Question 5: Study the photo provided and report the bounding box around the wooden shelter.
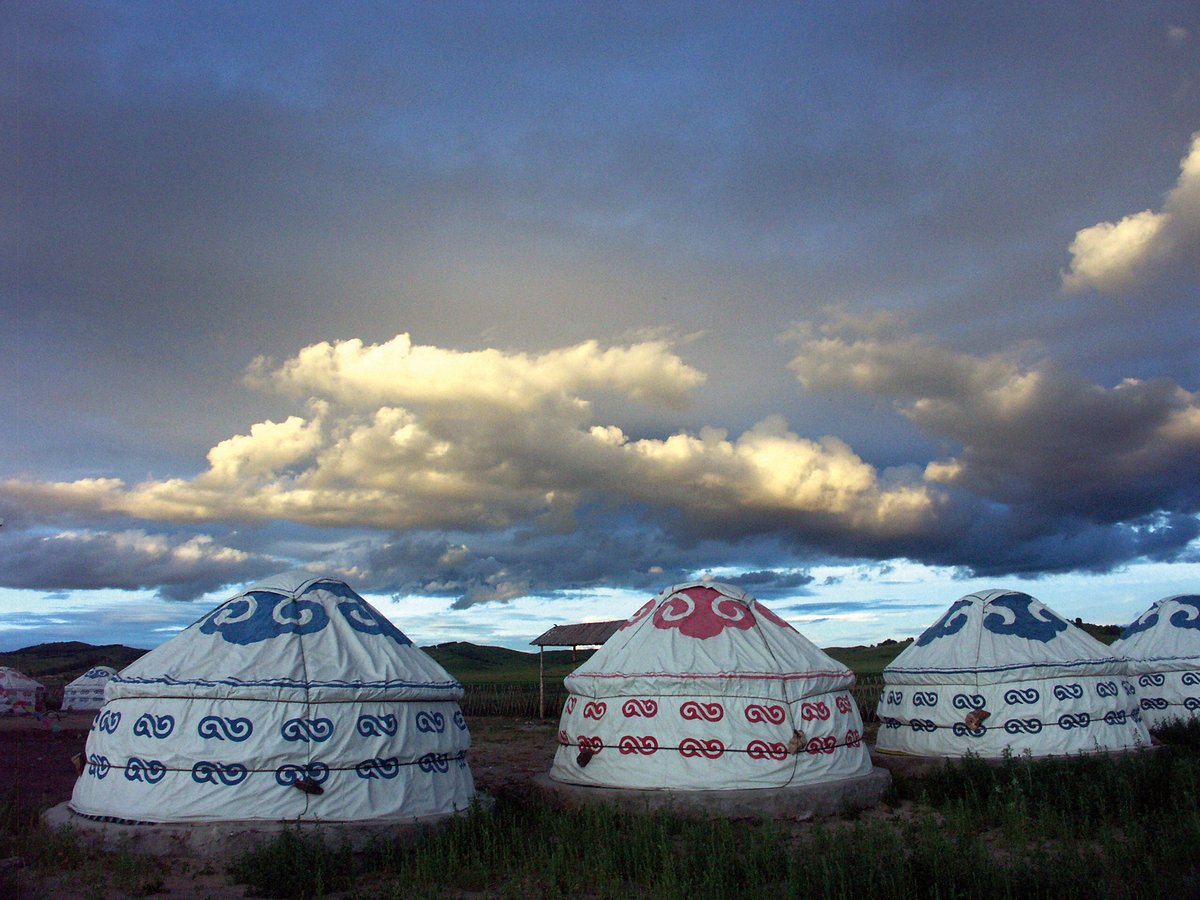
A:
[531,620,623,719]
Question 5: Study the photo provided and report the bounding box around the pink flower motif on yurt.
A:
[652,586,756,640]
[620,597,657,630]
[753,602,797,632]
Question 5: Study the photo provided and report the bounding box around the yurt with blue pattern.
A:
[1111,594,1200,729]
[876,589,1150,758]
[69,572,475,823]
[62,666,118,711]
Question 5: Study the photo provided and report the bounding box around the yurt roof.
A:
[886,589,1124,684]
[65,666,117,686]
[1112,594,1200,668]
[109,571,461,703]
[0,666,44,689]
[565,581,852,699]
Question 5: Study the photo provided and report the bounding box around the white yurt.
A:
[876,589,1150,758]
[0,667,46,715]
[1111,594,1200,729]
[62,666,118,711]
[70,572,475,824]
[550,582,874,790]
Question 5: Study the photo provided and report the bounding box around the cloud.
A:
[1062,133,1200,293]
[0,334,933,544]
[0,528,279,600]
[788,316,1200,571]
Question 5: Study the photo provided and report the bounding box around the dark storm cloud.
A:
[0,525,281,600]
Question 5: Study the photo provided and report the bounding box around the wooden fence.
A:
[461,673,886,721]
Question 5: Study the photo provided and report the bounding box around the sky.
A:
[3,2,1199,653]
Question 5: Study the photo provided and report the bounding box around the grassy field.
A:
[9,719,1195,898]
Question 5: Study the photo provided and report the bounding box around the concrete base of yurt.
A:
[43,795,493,857]
[533,767,890,820]
[870,745,1160,779]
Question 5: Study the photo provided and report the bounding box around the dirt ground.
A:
[1,713,560,899]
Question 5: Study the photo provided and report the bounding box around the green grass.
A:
[226,724,1200,899]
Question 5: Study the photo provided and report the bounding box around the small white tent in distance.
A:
[62,666,118,711]
[876,589,1150,758]
[70,572,476,824]
[1111,594,1200,729]
[551,581,875,791]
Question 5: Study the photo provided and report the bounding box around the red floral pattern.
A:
[801,701,831,721]
[577,735,604,754]
[806,736,837,755]
[621,597,657,630]
[679,737,725,758]
[582,701,607,720]
[845,729,862,748]
[622,698,658,718]
[652,586,756,640]
[565,696,577,715]
[835,695,852,715]
[745,703,787,725]
[746,740,789,760]
[618,735,659,755]
[680,700,724,722]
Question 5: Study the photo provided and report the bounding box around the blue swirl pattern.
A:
[952,693,985,710]
[912,691,938,707]
[1003,688,1040,705]
[356,713,398,737]
[1103,710,1128,725]
[124,757,167,784]
[355,757,401,779]
[94,710,122,734]
[337,596,413,646]
[453,710,467,730]
[133,713,175,739]
[915,599,972,646]
[1141,698,1169,710]
[281,717,334,743]
[1139,674,1166,687]
[415,711,446,733]
[1053,683,1084,701]
[952,722,986,737]
[1058,712,1090,730]
[198,591,330,645]
[1182,672,1200,686]
[1168,596,1200,630]
[275,762,330,786]
[418,752,450,773]
[192,761,250,785]
[1095,681,1118,698]
[908,719,937,733]
[198,716,254,742]
[87,754,111,778]
[1004,718,1043,735]
[982,593,1069,643]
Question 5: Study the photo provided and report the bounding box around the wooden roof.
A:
[530,620,624,648]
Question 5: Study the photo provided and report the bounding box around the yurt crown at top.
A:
[620,582,797,641]
[196,576,412,647]
[1120,594,1200,639]
[916,589,1072,647]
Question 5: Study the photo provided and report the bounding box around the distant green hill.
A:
[424,641,596,684]
[0,641,148,681]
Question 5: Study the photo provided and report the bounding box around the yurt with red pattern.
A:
[550,582,873,790]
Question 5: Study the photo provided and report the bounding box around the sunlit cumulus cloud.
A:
[1062,132,1200,293]
[789,316,1200,572]
[0,334,932,543]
